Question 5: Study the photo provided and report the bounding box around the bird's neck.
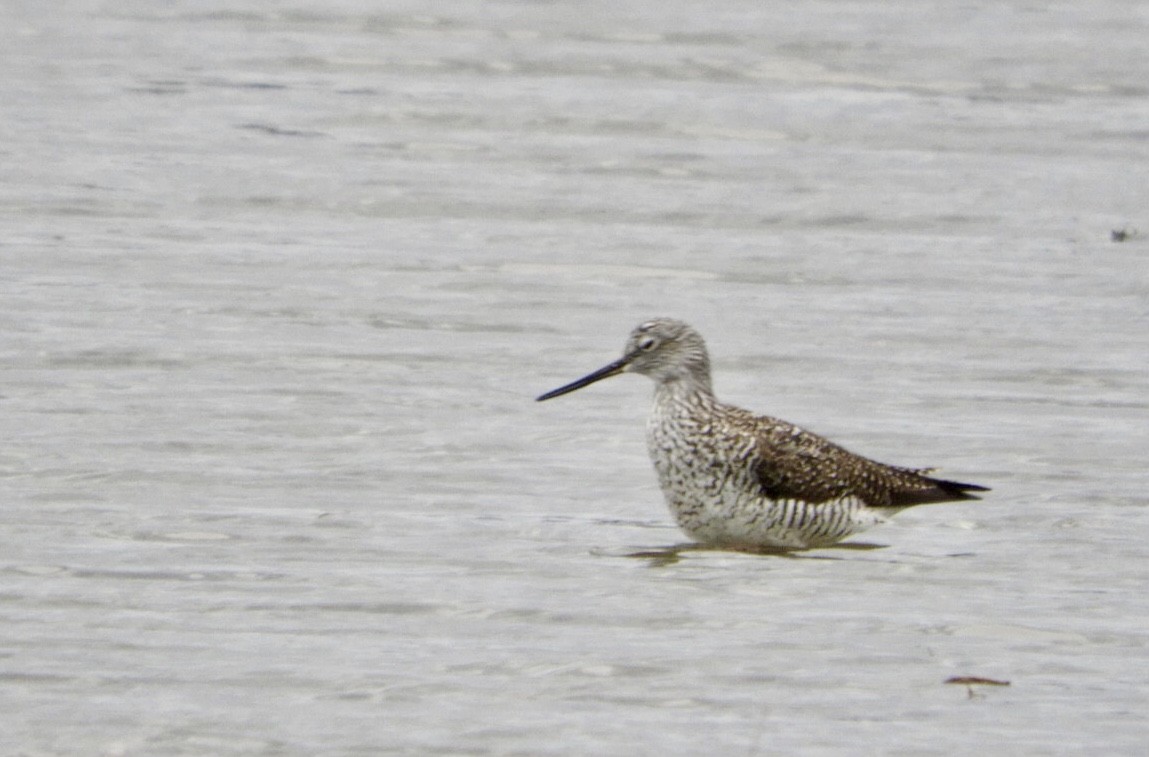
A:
[653,371,716,414]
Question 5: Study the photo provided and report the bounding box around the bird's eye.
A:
[638,336,656,351]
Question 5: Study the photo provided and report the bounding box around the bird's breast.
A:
[645,406,756,500]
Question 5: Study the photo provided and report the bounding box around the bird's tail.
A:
[886,475,990,509]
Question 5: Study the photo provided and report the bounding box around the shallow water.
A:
[2,1,1148,754]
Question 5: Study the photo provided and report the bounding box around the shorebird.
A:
[536,318,988,551]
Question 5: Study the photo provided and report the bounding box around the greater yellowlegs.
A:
[537,318,988,550]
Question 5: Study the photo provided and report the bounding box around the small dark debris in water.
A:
[1111,227,1137,242]
[238,123,325,138]
[945,676,1011,699]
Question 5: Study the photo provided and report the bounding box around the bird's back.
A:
[720,405,988,511]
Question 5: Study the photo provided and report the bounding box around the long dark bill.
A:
[536,356,631,402]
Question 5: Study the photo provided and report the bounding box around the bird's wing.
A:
[744,415,987,507]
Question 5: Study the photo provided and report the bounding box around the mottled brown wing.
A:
[747,416,988,508]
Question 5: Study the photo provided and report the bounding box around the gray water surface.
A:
[2,1,1148,755]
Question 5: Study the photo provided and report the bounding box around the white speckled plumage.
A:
[537,318,988,551]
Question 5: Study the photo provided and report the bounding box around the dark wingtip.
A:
[931,478,991,500]
[886,476,990,508]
